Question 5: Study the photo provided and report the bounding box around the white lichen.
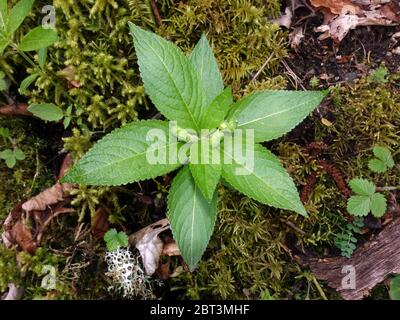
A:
[105,248,155,299]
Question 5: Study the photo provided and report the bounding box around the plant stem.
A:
[376,186,400,192]
[11,43,37,69]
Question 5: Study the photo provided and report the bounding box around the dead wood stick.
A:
[0,103,32,116]
[302,216,400,300]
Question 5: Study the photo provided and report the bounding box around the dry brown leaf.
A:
[312,0,400,42]
[91,208,110,240]
[289,27,305,48]
[1,154,75,254]
[311,0,360,14]
[162,241,180,256]
[129,218,170,275]
[22,183,69,212]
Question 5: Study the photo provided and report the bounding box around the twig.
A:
[282,60,306,90]
[250,54,274,82]
[0,103,32,116]
[281,218,307,235]
[376,186,400,192]
[148,0,162,27]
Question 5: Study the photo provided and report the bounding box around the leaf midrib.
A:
[144,38,201,132]
[75,140,181,178]
[237,95,321,128]
[222,148,301,211]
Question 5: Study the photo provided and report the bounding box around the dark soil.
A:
[286,13,400,87]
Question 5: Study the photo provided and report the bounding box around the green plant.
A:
[368,145,394,173]
[334,216,363,258]
[369,66,389,84]
[0,0,58,55]
[0,125,25,168]
[347,179,386,217]
[62,24,326,270]
[1,0,61,121]
[389,275,400,300]
[0,70,6,90]
[104,228,129,251]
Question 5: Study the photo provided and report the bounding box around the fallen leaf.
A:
[1,154,75,254]
[91,208,110,240]
[272,7,293,28]
[129,218,170,275]
[162,241,180,256]
[22,183,70,212]
[311,0,360,14]
[289,27,305,48]
[1,284,24,300]
[312,0,400,42]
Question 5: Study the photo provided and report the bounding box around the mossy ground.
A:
[0,0,399,300]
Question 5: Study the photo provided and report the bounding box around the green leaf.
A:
[0,0,7,29]
[168,166,218,271]
[0,39,9,55]
[373,146,394,169]
[62,120,183,186]
[0,149,16,168]
[347,195,371,217]
[28,103,63,122]
[189,140,221,202]
[368,159,387,173]
[349,179,375,196]
[14,148,25,160]
[0,78,6,91]
[5,155,16,168]
[0,127,10,139]
[389,276,400,300]
[104,228,129,251]
[0,149,13,159]
[38,47,47,68]
[6,0,34,34]
[221,143,306,216]
[18,26,58,51]
[19,73,39,93]
[129,23,206,131]
[227,90,327,143]
[370,193,386,218]
[63,116,71,129]
[190,33,224,106]
[201,86,233,130]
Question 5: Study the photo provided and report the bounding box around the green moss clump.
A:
[158,0,286,87]
[23,0,155,131]
[318,74,400,186]
[0,246,74,299]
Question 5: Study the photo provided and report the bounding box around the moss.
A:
[318,74,400,186]
[0,118,54,221]
[158,0,286,87]
[0,245,74,299]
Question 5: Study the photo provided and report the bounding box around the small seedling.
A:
[369,66,389,84]
[347,179,386,217]
[334,216,363,258]
[368,146,394,173]
[0,148,25,168]
[0,127,25,168]
[104,228,129,251]
[1,0,62,122]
